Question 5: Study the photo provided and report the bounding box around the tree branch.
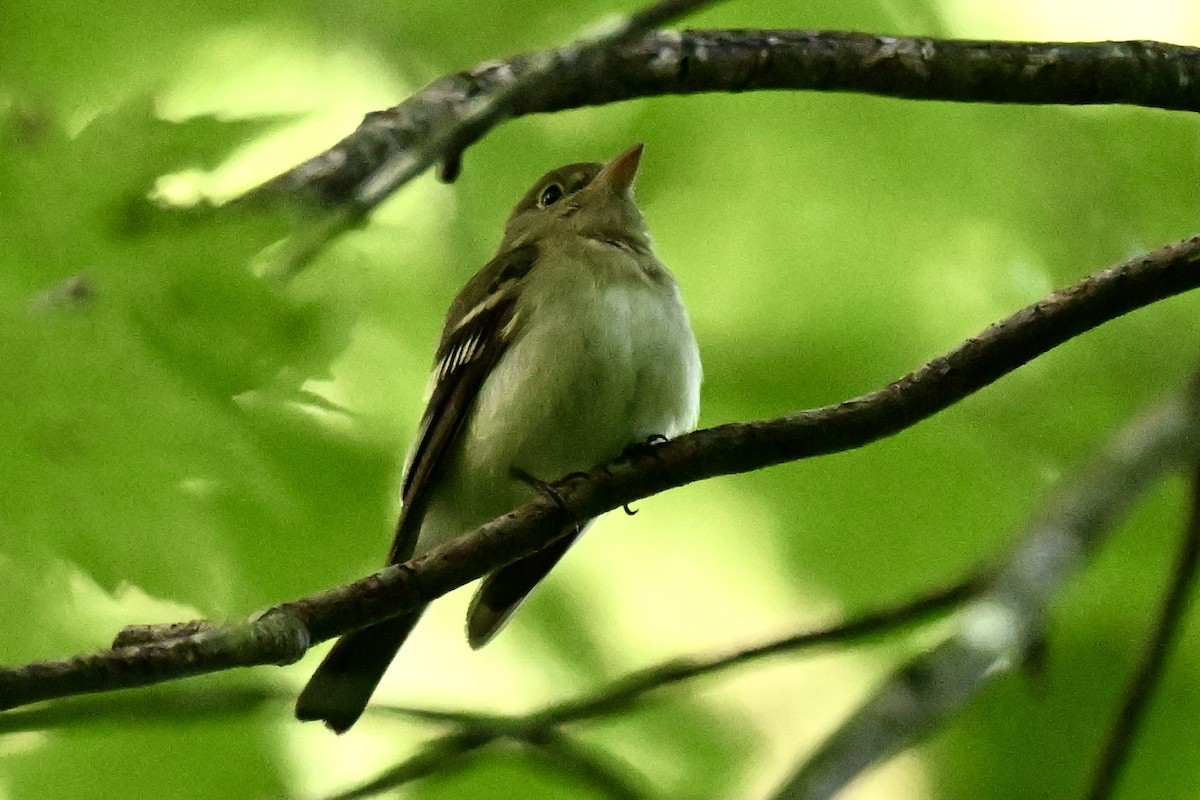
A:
[532,568,984,727]
[770,374,1200,800]
[254,31,1200,207]
[251,0,724,211]
[1,234,1198,713]
[252,0,722,279]
[1085,457,1200,800]
[328,569,979,799]
[0,611,308,711]
[321,730,488,800]
[522,730,652,800]
[324,724,652,800]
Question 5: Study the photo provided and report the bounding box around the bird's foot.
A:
[510,467,581,533]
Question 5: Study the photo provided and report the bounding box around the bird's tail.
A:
[295,608,425,733]
[466,524,584,649]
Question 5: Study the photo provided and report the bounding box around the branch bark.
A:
[1,234,1198,713]
[254,31,1200,207]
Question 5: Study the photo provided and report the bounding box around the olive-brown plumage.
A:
[296,144,701,732]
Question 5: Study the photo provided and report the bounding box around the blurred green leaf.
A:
[4,1,1200,799]
[1,680,286,800]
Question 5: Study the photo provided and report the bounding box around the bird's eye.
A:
[538,183,564,207]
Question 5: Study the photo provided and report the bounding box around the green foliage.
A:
[3,0,1200,798]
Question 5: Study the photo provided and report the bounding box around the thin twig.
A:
[326,722,651,800]
[523,729,652,800]
[320,730,489,800]
[534,568,985,726]
[1085,458,1200,800]
[771,377,1200,800]
[268,565,981,800]
[356,565,981,734]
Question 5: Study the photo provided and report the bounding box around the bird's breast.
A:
[465,244,700,486]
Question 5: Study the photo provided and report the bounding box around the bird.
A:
[295,143,702,733]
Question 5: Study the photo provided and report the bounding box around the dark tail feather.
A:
[295,608,424,733]
[466,527,583,649]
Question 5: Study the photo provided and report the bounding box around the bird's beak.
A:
[592,142,644,194]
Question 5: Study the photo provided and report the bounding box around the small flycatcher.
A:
[296,144,702,732]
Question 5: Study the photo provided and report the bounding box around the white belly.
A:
[415,240,700,554]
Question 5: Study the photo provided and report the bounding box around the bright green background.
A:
[3,1,1199,798]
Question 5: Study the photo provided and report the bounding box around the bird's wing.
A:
[295,244,537,731]
[386,244,536,564]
